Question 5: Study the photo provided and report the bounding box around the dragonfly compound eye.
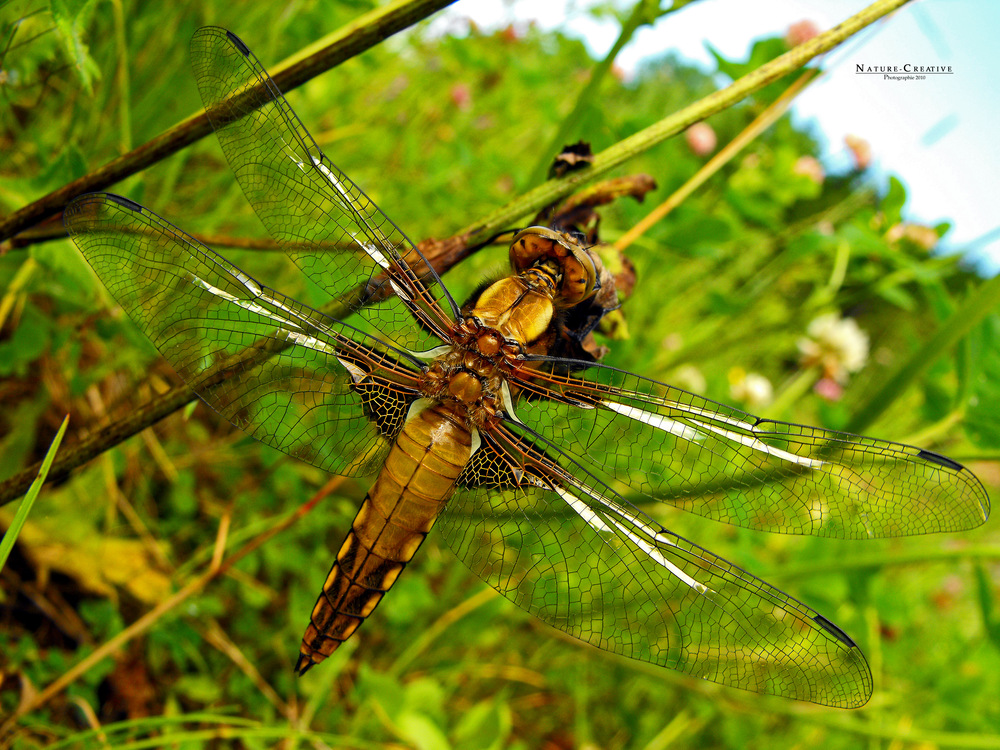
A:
[510,226,598,306]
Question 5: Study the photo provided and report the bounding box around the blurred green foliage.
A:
[1,1,999,749]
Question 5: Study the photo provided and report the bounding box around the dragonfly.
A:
[64,27,990,709]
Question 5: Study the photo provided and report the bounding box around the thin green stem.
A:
[800,713,1000,748]
[459,0,913,246]
[525,0,700,188]
[111,0,131,154]
[0,415,68,570]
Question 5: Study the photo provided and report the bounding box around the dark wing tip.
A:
[225,30,250,56]
[107,194,142,213]
[813,614,859,648]
[916,448,963,471]
[914,449,992,525]
[64,192,138,233]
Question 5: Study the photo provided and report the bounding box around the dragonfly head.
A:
[510,227,598,307]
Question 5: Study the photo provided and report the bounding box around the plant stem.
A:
[459,0,913,247]
[525,0,701,189]
[615,68,819,252]
[0,0,457,243]
[0,0,914,506]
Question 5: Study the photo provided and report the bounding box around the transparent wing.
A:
[189,26,457,353]
[438,426,872,708]
[65,193,423,477]
[505,358,990,539]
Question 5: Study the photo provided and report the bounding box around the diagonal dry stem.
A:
[458,0,912,247]
[615,68,820,251]
[0,0,457,243]
[0,476,344,737]
[0,0,912,507]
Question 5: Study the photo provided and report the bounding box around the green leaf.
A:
[398,711,451,750]
[31,239,102,304]
[875,282,915,310]
[50,0,101,95]
[453,700,510,750]
[882,175,907,226]
[405,676,446,718]
[0,302,51,376]
[0,398,48,483]
[357,664,406,722]
[666,214,732,255]
[174,674,223,704]
[965,314,1000,448]
[0,415,68,571]
[78,598,125,640]
[974,564,1000,651]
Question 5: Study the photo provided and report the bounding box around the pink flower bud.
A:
[685,122,716,157]
[501,24,520,43]
[786,20,821,47]
[793,155,824,185]
[845,134,871,170]
[813,377,844,401]
[450,83,472,111]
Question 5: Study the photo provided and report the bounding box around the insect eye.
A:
[509,227,598,305]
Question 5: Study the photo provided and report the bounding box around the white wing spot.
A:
[188,273,238,302]
[603,514,709,594]
[285,330,336,355]
[604,401,703,442]
[556,482,710,595]
[554,485,613,535]
[232,269,262,296]
[334,355,366,383]
[389,279,411,301]
[500,381,521,423]
[606,400,823,470]
[411,345,453,361]
[189,273,304,328]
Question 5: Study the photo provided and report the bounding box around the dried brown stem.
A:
[0,0,456,243]
[0,476,343,735]
[0,0,912,506]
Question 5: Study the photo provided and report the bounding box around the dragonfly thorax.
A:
[419,320,524,427]
[467,276,555,344]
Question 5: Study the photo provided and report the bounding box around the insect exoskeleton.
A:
[510,226,599,306]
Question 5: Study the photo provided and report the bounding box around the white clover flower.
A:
[798,313,870,384]
[729,368,773,408]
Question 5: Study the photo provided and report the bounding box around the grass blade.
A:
[0,414,69,571]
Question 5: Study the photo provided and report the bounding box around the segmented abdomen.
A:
[295,403,472,672]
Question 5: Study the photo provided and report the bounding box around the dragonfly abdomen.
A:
[295,402,473,674]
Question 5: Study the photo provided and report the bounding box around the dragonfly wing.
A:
[507,359,990,539]
[189,26,457,354]
[437,425,872,707]
[65,193,422,477]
